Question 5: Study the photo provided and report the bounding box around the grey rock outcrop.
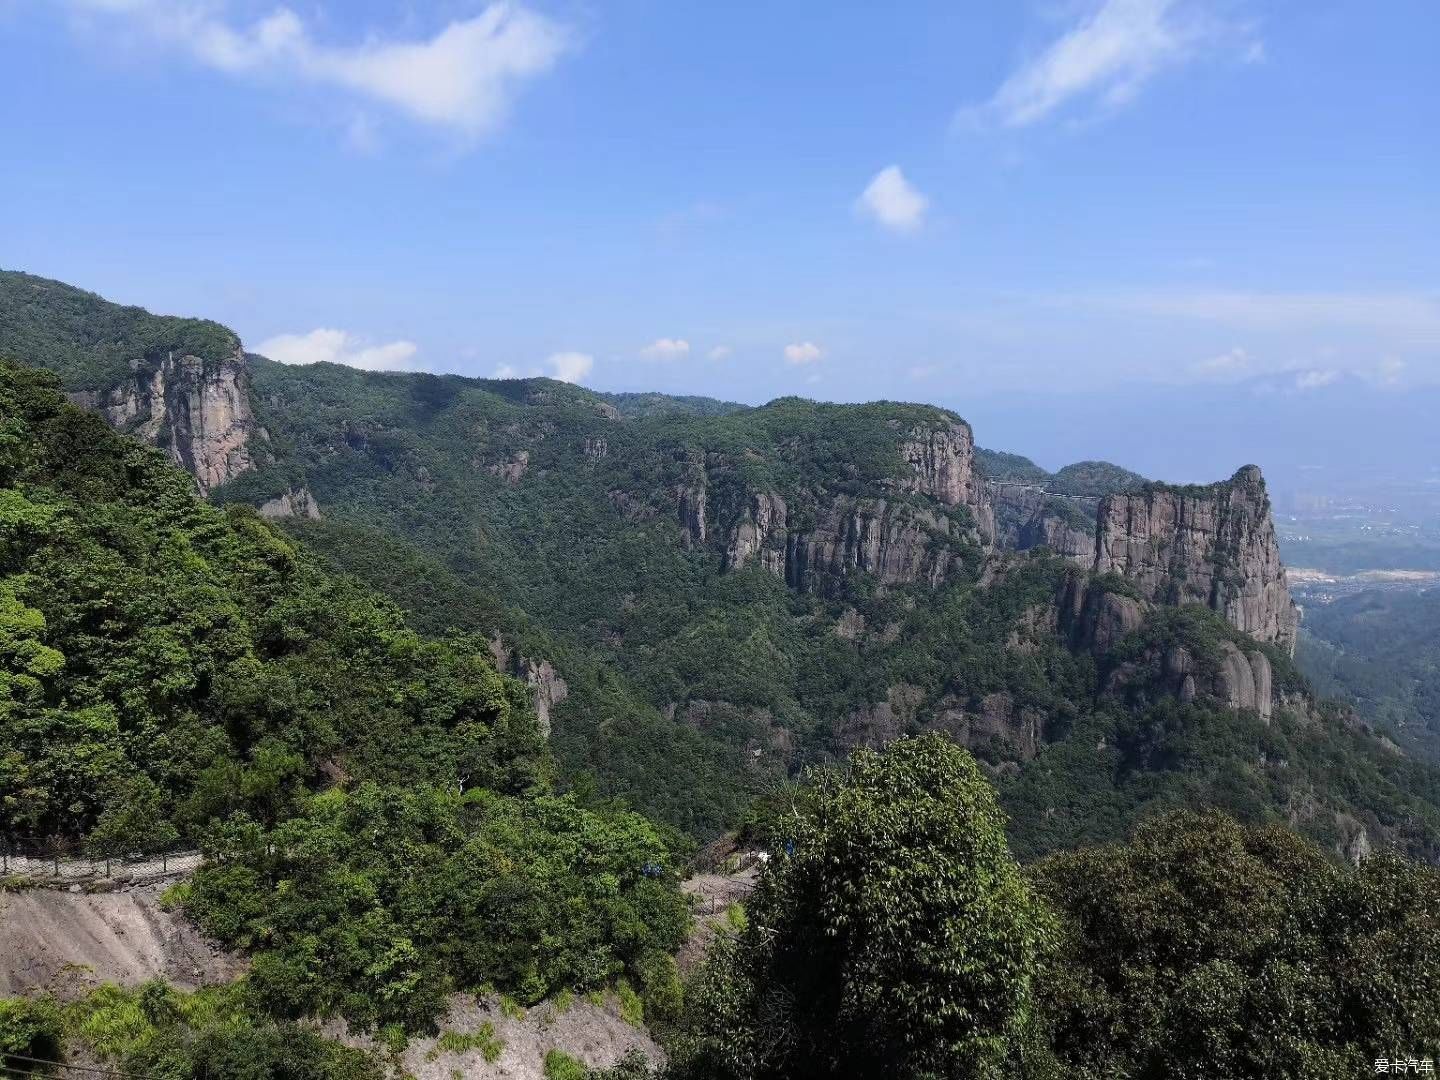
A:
[258,486,322,521]
[1093,466,1299,653]
[892,421,995,539]
[488,637,570,737]
[69,347,262,494]
[1106,639,1275,720]
[487,450,530,485]
[1054,574,1146,655]
[782,498,966,595]
[714,417,991,593]
[992,488,1095,564]
[723,492,789,575]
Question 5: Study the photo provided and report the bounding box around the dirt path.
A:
[677,864,758,974]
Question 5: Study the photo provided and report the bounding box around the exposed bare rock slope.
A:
[326,993,663,1080]
[68,347,263,494]
[710,417,993,594]
[0,884,244,998]
[1093,466,1299,652]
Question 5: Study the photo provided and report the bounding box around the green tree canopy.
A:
[677,734,1051,1079]
[1030,811,1440,1079]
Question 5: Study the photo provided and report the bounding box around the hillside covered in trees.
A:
[0,358,690,1038]
[1,274,1439,1079]
[5,270,1440,866]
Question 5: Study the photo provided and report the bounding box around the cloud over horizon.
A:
[256,328,421,371]
[640,337,691,359]
[547,351,593,383]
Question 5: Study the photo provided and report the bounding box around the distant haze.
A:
[958,375,1440,499]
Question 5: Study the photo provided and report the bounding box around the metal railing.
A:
[0,840,202,884]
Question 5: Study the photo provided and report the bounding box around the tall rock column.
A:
[1093,465,1299,653]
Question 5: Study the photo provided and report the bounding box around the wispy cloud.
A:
[856,166,929,233]
[65,1,573,139]
[708,345,733,361]
[1293,368,1339,391]
[1194,344,1251,376]
[966,0,1259,128]
[784,342,824,365]
[547,351,593,383]
[640,337,691,360]
[1067,288,1440,338]
[256,328,422,371]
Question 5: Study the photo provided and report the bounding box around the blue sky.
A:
[2,0,1436,452]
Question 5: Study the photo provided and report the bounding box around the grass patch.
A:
[425,1024,503,1063]
[724,901,747,931]
[616,981,644,1027]
[498,994,526,1021]
[543,1048,588,1080]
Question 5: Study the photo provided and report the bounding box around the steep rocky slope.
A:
[67,347,263,493]
[0,270,265,493]
[1094,466,1299,651]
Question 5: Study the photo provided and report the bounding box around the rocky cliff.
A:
[68,347,263,494]
[703,418,992,594]
[1093,466,1299,653]
[991,487,1095,564]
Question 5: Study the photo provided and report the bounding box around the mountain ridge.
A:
[5,268,1436,864]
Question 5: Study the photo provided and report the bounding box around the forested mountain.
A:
[1300,587,1440,762]
[4,271,1440,1079]
[0,357,689,1038]
[5,269,1440,865]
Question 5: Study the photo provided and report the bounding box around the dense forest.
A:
[1299,587,1440,762]
[0,359,689,1040]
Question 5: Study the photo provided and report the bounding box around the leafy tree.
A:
[676,734,1051,1079]
[1029,811,1440,1079]
[0,997,63,1073]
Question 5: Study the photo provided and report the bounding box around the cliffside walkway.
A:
[984,479,1102,502]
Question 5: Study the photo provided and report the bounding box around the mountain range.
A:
[3,268,1439,863]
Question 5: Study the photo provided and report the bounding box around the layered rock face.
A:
[1106,640,1275,721]
[488,637,570,737]
[992,488,1095,564]
[892,422,995,538]
[1093,466,1299,653]
[706,418,992,594]
[69,348,262,494]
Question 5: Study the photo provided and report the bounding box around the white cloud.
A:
[969,0,1258,128]
[784,342,824,365]
[1372,357,1406,386]
[1194,345,1250,375]
[1293,369,1339,391]
[907,364,939,380]
[492,363,519,378]
[256,328,421,371]
[65,1,573,138]
[640,337,691,360]
[547,351,593,383]
[708,345,732,361]
[856,165,929,233]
